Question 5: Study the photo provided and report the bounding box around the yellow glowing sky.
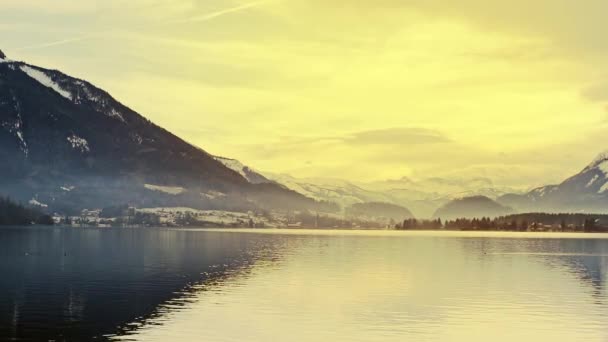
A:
[3,1,608,187]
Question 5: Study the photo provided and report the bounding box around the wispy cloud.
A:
[15,36,92,51]
[167,0,272,24]
[582,82,608,103]
[13,1,273,51]
[345,128,452,145]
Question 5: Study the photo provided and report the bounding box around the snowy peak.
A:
[499,150,608,213]
[214,156,273,184]
[0,58,128,124]
[214,156,247,177]
[20,65,73,100]
[17,63,127,123]
[584,150,608,175]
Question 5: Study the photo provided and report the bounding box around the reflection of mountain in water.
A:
[0,227,287,341]
[471,237,608,299]
[553,240,608,298]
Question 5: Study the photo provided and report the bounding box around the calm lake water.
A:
[2,227,608,341]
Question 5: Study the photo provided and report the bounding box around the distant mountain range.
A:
[263,173,521,218]
[262,152,608,219]
[0,51,334,214]
[498,151,608,214]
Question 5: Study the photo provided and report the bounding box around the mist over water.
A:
[2,228,608,341]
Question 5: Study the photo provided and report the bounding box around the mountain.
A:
[0,51,333,214]
[264,172,520,218]
[433,196,514,220]
[264,173,396,206]
[498,151,608,213]
[214,156,273,184]
[364,176,514,198]
[345,202,414,221]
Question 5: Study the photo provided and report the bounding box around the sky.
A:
[2,0,608,188]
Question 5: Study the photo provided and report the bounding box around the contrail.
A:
[15,36,92,51]
[15,1,272,51]
[168,0,271,24]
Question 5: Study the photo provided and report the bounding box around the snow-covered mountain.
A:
[264,172,520,218]
[498,151,608,213]
[0,50,332,213]
[213,156,273,184]
[264,173,394,205]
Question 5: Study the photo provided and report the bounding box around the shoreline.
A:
[6,225,605,239]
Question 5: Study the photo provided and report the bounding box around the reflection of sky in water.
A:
[112,230,608,342]
[2,228,608,341]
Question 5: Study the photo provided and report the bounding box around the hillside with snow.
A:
[0,50,332,214]
[214,156,273,184]
[498,151,608,213]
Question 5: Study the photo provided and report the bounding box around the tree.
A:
[0,196,53,226]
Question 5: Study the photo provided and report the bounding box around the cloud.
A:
[167,0,273,24]
[1,0,97,13]
[582,82,608,102]
[345,128,451,145]
[15,36,92,51]
[297,0,608,59]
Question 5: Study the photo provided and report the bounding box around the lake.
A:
[2,227,608,341]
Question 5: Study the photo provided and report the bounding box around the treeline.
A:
[394,213,608,232]
[396,218,442,230]
[0,197,54,226]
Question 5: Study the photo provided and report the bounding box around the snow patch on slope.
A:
[213,156,272,184]
[589,150,608,167]
[202,190,226,199]
[67,134,90,152]
[29,198,48,208]
[20,65,73,100]
[598,161,608,176]
[584,151,608,177]
[73,80,126,122]
[1,93,28,156]
[144,184,186,195]
[586,175,599,188]
[215,157,247,178]
[109,108,125,121]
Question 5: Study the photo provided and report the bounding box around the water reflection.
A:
[111,230,608,342]
[0,227,289,341]
[3,229,608,341]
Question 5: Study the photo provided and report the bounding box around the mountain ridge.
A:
[498,151,608,213]
[0,53,332,214]
[433,195,514,220]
